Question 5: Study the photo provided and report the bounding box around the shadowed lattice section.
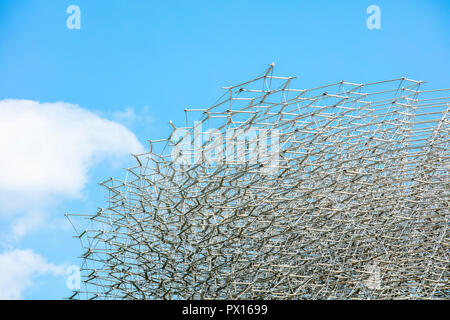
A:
[68,65,449,299]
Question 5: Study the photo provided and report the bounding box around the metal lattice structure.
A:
[68,65,449,299]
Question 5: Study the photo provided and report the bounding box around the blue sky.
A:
[0,0,448,299]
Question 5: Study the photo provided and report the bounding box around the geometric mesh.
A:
[68,65,449,299]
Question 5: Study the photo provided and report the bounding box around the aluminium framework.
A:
[68,64,449,299]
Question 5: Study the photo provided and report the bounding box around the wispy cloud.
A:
[0,249,66,299]
[109,105,154,130]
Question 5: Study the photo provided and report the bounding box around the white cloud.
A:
[0,99,145,237]
[0,249,66,299]
[0,100,146,298]
[0,99,144,197]
[11,211,46,239]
